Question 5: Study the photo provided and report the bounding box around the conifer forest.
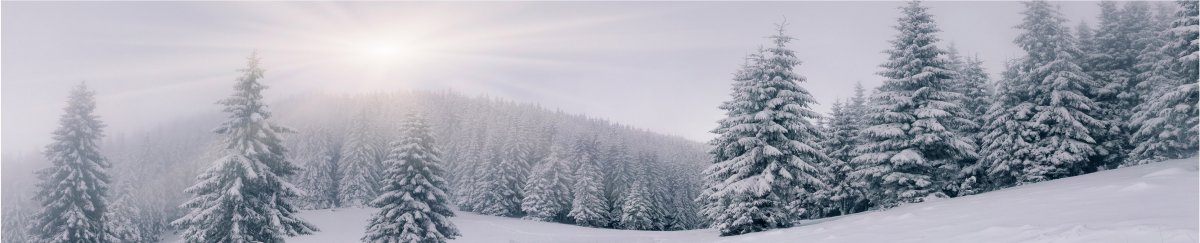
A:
[2,1,1197,242]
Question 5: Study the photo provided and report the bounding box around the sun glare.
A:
[335,38,427,90]
[365,44,399,58]
[342,36,425,66]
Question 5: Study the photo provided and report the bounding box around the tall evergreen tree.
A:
[823,101,858,163]
[105,184,143,243]
[940,44,988,191]
[5,204,35,243]
[340,111,383,207]
[945,43,967,72]
[979,60,1038,189]
[851,1,976,208]
[31,83,112,243]
[944,45,993,142]
[954,55,993,195]
[821,100,868,215]
[847,82,869,131]
[957,55,993,136]
[1126,1,1173,98]
[661,162,703,230]
[1077,21,1098,62]
[172,53,318,243]
[600,144,634,221]
[567,148,610,227]
[520,147,573,222]
[635,153,672,230]
[1085,1,1159,170]
[362,112,460,243]
[1128,0,1200,165]
[1003,0,1102,183]
[503,135,533,199]
[296,129,344,209]
[699,23,830,236]
[1080,2,1124,172]
[474,142,525,217]
[618,177,654,230]
[452,139,487,211]
[1132,3,1180,100]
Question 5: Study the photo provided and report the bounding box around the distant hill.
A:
[1,90,712,241]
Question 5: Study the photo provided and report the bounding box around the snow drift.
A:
[280,157,1198,243]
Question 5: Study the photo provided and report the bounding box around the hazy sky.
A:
[2,1,1112,153]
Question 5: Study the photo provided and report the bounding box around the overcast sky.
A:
[3,1,1116,154]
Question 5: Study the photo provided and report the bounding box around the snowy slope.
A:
[283,158,1198,243]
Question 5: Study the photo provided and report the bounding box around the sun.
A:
[364,44,399,58]
[360,43,405,61]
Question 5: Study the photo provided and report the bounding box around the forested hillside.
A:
[1,90,710,241]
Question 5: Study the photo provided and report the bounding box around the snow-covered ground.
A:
[278,158,1197,242]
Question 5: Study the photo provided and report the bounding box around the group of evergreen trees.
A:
[22,54,472,242]
[702,0,1198,236]
[450,125,703,230]
[10,76,711,243]
[275,91,708,232]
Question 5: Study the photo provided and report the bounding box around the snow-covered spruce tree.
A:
[847,82,869,130]
[600,144,634,223]
[568,148,610,228]
[172,53,317,242]
[451,139,486,211]
[820,100,868,215]
[1077,21,1098,63]
[1012,0,1103,183]
[979,60,1038,189]
[1131,4,1181,102]
[295,129,344,209]
[618,177,655,230]
[1085,1,1158,171]
[954,55,993,196]
[30,83,112,243]
[946,44,995,131]
[340,111,383,207]
[850,1,976,208]
[5,205,34,243]
[699,24,830,236]
[1124,1,1170,99]
[695,49,763,232]
[945,44,967,71]
[520,147,573,222]
[362,112,460,243]
[473,139,526,217]
[503,135,533,199]
[465,151,498,215]
[957,55,993,138]
[823,101,857,163]
[1127,0,1200,165]
[638,153,673,230]
[105,184,142,243]
[661,162,703,230]
[316,140,345,208]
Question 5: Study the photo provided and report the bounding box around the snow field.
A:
[283,158,1198,243]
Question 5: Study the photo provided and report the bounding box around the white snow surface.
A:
[181,158,1197,243]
